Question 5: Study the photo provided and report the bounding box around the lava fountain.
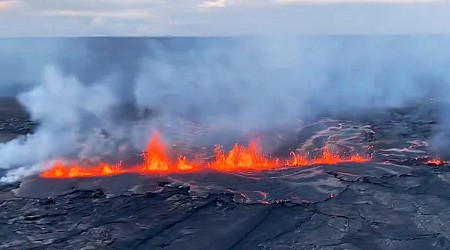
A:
[40,132,370,178]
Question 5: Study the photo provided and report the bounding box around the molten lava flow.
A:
[425,158,446,166]
[177,156,196,171]
[285,150,367,166]
[285,152,308,166]
[141,133,171,172]
[40,161,123,178]
[312,150,367,165]
[210,141,279,171]
[350,155,368,163]
[139,133,199,173]
[40,132,370,179]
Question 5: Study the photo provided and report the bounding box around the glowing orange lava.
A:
[210,141,279,171]
[426,158,446,166]
[40,132,370,179]
[285,150,366,166]
[140,133,199,173]
[40,161,124,178]
[141,133,171,172]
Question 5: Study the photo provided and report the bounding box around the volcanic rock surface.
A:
[1,99,450,250]
[0,98,35,143]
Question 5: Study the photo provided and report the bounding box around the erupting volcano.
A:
[40,132,369,179]
[3,33,450,250]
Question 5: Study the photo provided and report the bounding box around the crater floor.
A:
[1,100,450,250]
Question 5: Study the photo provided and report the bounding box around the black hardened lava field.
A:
[1,99,450,250]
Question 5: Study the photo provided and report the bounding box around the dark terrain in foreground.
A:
[1,99,450,250]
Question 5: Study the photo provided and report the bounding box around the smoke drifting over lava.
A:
[1,36,450,182]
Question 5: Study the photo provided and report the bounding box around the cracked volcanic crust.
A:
[1,100,450,250]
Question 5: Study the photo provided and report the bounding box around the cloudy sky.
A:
[0,0,449,36]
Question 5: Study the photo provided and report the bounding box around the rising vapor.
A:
[1,36,450,181]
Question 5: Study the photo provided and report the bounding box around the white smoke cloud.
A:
[1,36,450,182]
[0,65,121,171]
[134,37,450,129]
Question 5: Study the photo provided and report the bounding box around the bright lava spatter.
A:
[40,132,369,179]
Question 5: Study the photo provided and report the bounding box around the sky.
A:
[0,0,449,36]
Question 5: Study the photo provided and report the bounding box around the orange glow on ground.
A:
[425,158,446,166]
[40,132,370,179]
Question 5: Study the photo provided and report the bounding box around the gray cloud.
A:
[0,0,449,36]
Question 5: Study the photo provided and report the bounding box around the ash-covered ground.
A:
[1,99,450,250]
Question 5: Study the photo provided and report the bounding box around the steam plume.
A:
[1,36,450,182]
